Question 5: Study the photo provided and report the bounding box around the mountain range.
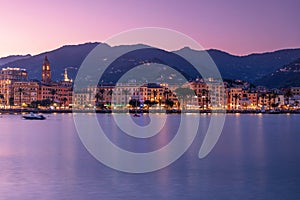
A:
[0,54,31,65]
[1,42,300,88]
[254,58,300,88]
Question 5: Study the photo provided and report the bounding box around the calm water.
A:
[0,113,300,200]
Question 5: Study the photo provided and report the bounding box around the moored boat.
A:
[133,113,140,117]
[22,112,46,120]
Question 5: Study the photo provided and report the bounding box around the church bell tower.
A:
[42,55,51,83]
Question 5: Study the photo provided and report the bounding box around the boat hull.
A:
[22,115,46,120]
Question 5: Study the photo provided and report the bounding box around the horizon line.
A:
[1,41,300,59]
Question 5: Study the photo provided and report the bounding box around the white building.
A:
[111,83,142,107]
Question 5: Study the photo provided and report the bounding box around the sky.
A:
[0,0,299,57]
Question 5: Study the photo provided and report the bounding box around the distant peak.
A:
[59,42,100,49]
[207,48,231,54]
[181,46,192,50]
[0,54,31,59]
[108,43,150,49]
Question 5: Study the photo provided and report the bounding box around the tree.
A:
[233,94,240,110]
[99,89,105,103]
[295,100,299,108]
[98,89,106,108]
[144,99,157,108]
[9,97,14,107]
[88,88,93,105]
[0,93,4,106]
[270,92,278,109]
[50,89,56,103]
[107,89,113,105]
[144,100,151,108]
[107,89,113,96]
[30,100,39,108]
[271,103,279,109]
[106,89,113,106]
[129,99,141,108]
[62,97,68,107]
[41,99,51,107]
[201,89,209,109]
[260,93,266,109]
[284,89,293,107]
[94,89,106,109]
[163,90,170,101]
[165,99,174,109]
[152,90,158,102]
[95,93,100,106]
[267,93,272,109]
[17,88,24,107]
[122,89,130,107]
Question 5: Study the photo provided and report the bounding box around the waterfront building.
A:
[96,84,114,107]
[290,87,300,96]
[146,83,164,103]
[1,56,298,111]
[189,79,226,109]
[227,87,243,110]
[73,84,114,108]
[189,80,209,109]
[258,92,273,109]
[142,83,179,109]
[275,94,285,107]
[13,81,39,106]
[0,57,72,108]
[111,82,143,108]
[284,88,300,108]
[0,79,12,107]
[71,82,179,110]
[247,92,258,109]
[0,67,28,81]
[0,67,28,106]
[73,92,90,108]
[207,80,226,109]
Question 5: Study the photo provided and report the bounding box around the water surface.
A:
[0,113,299,199]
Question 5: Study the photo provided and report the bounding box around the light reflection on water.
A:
[0,113,300,199]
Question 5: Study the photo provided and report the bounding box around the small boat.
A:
[133,113,140,117]
[22,112,46,120]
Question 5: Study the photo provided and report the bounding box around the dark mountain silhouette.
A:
[255,58,300,88]
[206,49,300,82]
[1,42,300,87]
[1,42,99,81]
[99,47,201,84]
[0,54,31,65]
[174,47,300,82]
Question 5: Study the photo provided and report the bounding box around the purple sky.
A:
[0,0,299,57]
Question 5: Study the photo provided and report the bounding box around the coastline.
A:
[1,108,300,114]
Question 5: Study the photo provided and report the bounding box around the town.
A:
[0,56,299,113]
